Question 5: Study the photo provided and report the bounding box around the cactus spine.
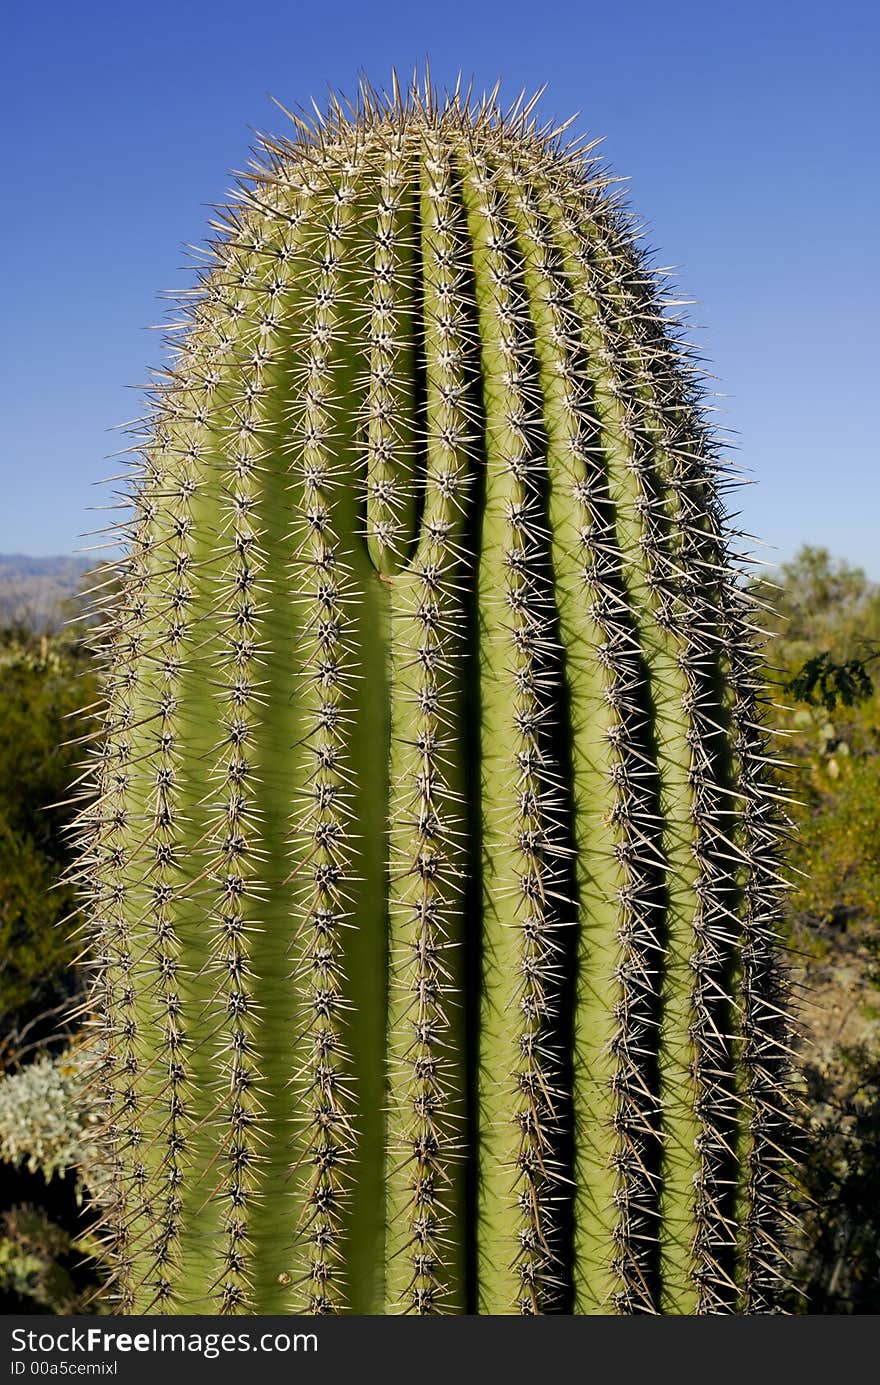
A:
[72,77,794,1315]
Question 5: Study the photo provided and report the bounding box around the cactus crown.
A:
[70,74,794,1316]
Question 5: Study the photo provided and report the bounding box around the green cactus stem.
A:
[70,75,795,1315]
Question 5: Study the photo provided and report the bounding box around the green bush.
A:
[754,547,880,1312]
[0,625,98,1056]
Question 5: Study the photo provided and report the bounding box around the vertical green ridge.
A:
[543,186,704,1313]
[130,432,227,1307]
[596,225,745,1308]
[281,155,389,1312]
[525,189,671,1312]
[501,158,656,1312]
[200,272,283,1315]
[383,130,472,1313]
[127,458,197,1312]
[313,161,392,1315]
[282,164,364,1314]
[100,448,185,1311]
[166,178,322,1312]
[460,141,567,1314]
[721,584,794,1310]
[130,212,270,1311]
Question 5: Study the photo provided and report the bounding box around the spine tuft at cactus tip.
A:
[68,73,797,1315]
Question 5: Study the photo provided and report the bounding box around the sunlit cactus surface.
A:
[71,75,794,1316]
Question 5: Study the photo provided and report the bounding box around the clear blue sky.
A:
[3,0,878,577]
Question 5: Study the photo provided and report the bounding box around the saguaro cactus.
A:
[73,76,794,1315]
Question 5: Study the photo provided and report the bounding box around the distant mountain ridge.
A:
[0,554,94,631]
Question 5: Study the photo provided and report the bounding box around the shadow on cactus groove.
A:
[69,73,796,1315]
